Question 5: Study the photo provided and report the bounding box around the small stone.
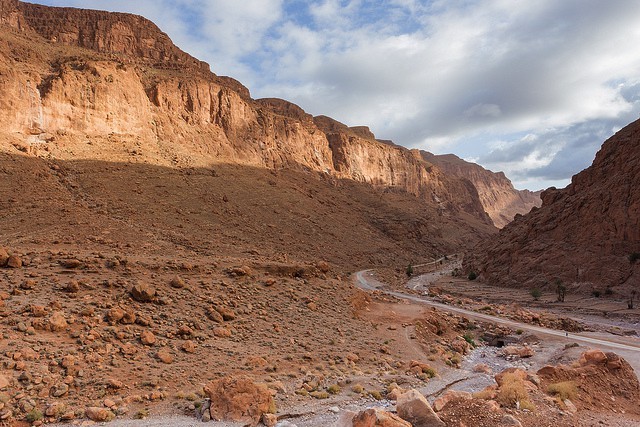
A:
[51,383,69,397]
[0,375,10,389]
[262,413,278,427]
[0,247,8,266]
[6,255,22,268]
[181,340,196,353]
[48,311,68,331]
[213,327,232,338]
[140,330,156,346]
[156,348,174,364]
[501,414,523,426]
[169,275,186,288]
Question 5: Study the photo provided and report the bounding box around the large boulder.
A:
[351,408,411,427]
[396,389,445,426]
[0,247,8,266]
[204,376,275,426]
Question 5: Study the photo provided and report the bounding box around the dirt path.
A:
[355,269,640,373]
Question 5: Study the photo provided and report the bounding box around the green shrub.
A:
[26,409,43,423]
[629,252,640,263]
[530,288,542,300]
[463,333,476,347]
[468,271,477,281]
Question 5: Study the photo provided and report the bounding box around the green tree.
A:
[555,280,566,302]
[406,264,414,277]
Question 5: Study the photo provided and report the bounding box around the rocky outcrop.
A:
[16,1,209,72]
[464,119,640,293]
[421,152,541,228]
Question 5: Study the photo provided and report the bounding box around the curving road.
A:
[355,269,640,353]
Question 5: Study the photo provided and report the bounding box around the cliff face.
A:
[421,152,541,228]
[464,119,640,293]
[0,1,494,234]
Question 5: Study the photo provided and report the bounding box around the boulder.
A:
[85,406,114,422]
[204,375,275,426]
[6,255,22,268]
[397,389,445,426]
[48,311,68,331]
[579,349,607,366]
[0,247,8,266]
[130,281,156,302]
[352,408,411,427]
[140,330,156,346]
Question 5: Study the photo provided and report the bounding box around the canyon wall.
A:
[421,152,541,228]
[464,120,640,294]
[0,1,496,227]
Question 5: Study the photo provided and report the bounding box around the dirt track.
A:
[355,269,640,374]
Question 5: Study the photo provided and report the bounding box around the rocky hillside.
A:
[464,119,640,295]
[0,0,501,234]
[421,152,541,228]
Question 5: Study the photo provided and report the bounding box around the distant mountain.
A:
[464,119,640,295]
[420,152,542,228]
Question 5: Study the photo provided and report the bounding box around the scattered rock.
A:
[0,375,10,390]
[60,259,82,269]
[397,389,445,426]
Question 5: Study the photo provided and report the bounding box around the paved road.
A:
[355,269,640,353]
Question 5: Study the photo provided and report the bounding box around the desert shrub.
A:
[351,384,365,394]
[515,329,524,335]
[26,409,43,423]
[547,381,577,401]
[629,252,640,263]
[496,373,534,410]
[468,271,477,281]
[463,332,476,347]
[530,288,542,300]
[591,290,601,298]
[327,384,341,395]
[604,287,614,296]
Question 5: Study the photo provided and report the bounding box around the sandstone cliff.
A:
[0,0,495,233]
[421,152,542,228]
[464,119,640,294]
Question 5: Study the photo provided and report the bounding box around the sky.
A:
[29,0,640,190]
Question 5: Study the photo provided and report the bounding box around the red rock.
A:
[5,255,22,268]
[204,376,275,426]
[130,281,156,302]
[140,330,156,346]
[85,406,114,422]
[351,408,411,427]
[397,389,445,426]
[0,247,8,266]
[579,349,607,366]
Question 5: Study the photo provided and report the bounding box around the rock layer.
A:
[0,1,495,232]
